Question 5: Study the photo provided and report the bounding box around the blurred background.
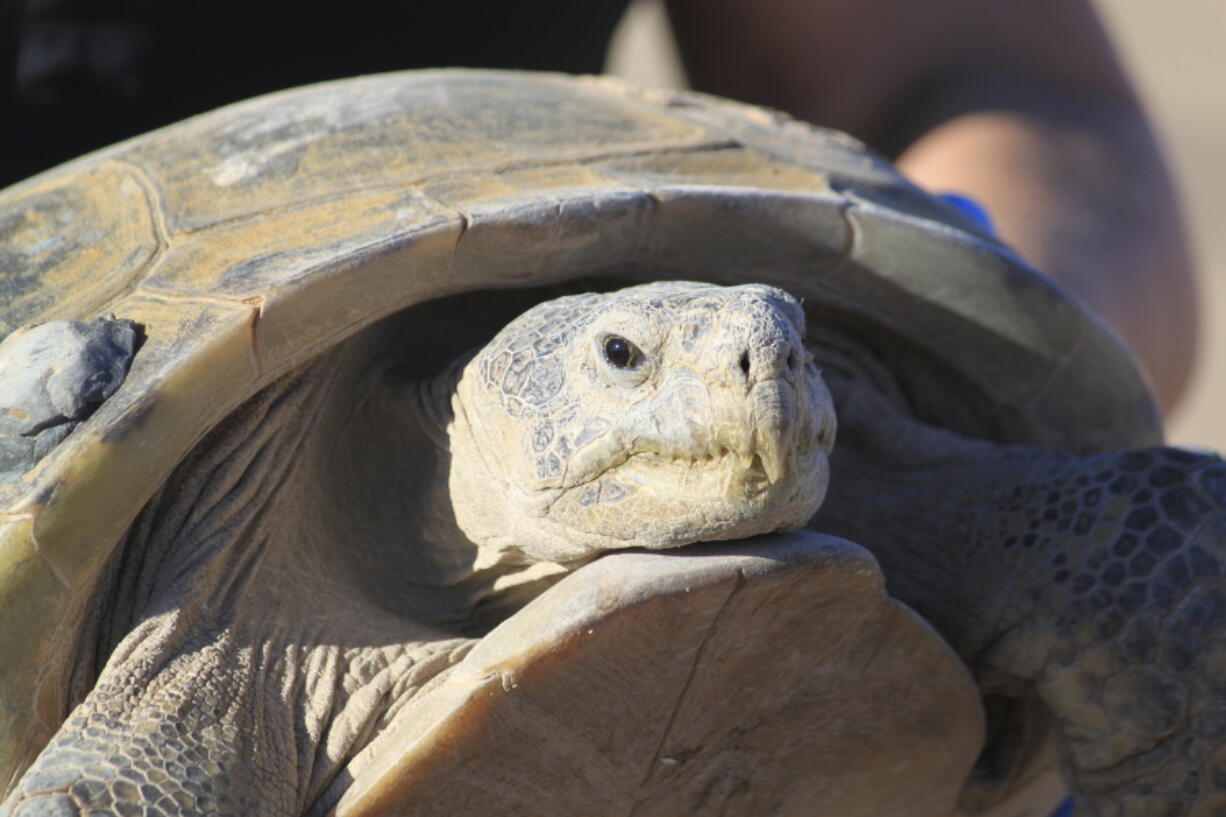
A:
[606,0,1226,450]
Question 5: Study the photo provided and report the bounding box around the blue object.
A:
[935,191,996,236]
[1050,796,1075,817]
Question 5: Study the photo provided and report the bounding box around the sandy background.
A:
[605,0,1226,450]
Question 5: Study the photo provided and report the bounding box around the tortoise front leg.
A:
[816,381,1226,816]
[1,609,470,817]
[0,373,474,817]
[964,446,1226,817]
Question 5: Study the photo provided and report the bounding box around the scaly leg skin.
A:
[816,379,1226,817]
[0,374,473,817]
[2,617,469,817]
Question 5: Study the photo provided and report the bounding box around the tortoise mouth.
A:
[564,439,784,498]
[625,445,778,495]
[570,437,822,511]
[574,440,756,478]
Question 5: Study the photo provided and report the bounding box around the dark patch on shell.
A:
[30,479,62,508]
[100,392,159,445]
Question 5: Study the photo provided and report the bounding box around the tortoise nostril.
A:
[739,351,751,378]
[786,350,797,371]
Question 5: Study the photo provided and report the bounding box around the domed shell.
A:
[0,69,1159,797]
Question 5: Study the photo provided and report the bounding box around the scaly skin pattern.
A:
[819,393,1226,817]
[1003,449,1226,817]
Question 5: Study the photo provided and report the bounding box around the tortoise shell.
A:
[0,70,1158,810]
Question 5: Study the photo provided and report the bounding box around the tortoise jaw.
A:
[563,440,782,497]
[541,370,832,534]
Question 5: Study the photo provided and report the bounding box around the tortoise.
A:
[0,69,1222,817]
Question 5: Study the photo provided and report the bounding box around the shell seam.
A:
[1,510,72,590]
[174,139,740,236]
[83,158,173,315]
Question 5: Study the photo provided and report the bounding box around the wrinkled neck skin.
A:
[2,343,510,817]
[406,357,574,612]
[813,363,1226,817]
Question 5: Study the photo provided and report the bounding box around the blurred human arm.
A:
[664,0,1196,413]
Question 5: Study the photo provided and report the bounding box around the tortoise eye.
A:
[603,335,641,369]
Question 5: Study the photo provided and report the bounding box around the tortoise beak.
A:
[749,377,794,485]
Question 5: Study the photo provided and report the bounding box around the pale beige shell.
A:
[0,70,1158,810]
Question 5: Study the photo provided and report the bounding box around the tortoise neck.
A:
[816,434,1066,667]
[410,352,471,446]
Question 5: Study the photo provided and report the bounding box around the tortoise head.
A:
[447,281,836,563]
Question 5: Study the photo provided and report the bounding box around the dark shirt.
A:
[1,0,632,186]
